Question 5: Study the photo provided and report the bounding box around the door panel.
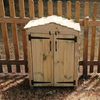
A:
[54,34,75,86]
[31,33,53,86]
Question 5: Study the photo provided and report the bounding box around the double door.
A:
[30,32,76,86]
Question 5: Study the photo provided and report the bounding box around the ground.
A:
[0,0,100,100]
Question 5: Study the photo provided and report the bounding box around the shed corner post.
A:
[83,16,89,78]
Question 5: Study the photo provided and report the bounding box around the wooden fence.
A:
[0,0,100,77]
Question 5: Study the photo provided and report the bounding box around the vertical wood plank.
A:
[29,0,35,18]
[98,33,100,73]
[57,1,62,16]
[83,2,89,78]
[38,0,44,18]
[90,3,97,73]
[19,0,27,60]
[48,0,53,16]
[67,1,71,19]
[0,0,10,60]
[75,1,80,21]
[83,17,89,78]
[9,0,19,60]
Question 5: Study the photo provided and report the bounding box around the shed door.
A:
[54,34,75,86]
[31,33,53,86]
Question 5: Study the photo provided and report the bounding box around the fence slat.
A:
[38,0,44,18]
[29,0,35,18]
[19,0,27,60]
[9,0,19,60]
[83,2,89,78]
[0,0,10,60]
[57,1,62,16]
[48,0,53,16]
[98,33,100,73]
[75,1,80,21]
[90,3,98,73]
[67,1,71,19]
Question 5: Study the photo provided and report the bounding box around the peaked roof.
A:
[24,15,81,31]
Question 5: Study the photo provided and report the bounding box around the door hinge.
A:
[31,80,34,85]
[28,35,31,41]
[74,80,76,85]
[74,37,77,42]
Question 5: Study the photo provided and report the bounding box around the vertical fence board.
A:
[38,0,44,18]
[90,3,97,73]
[98,33,100,73]
[19,0,27,61]
[29,0,35,18]
[48,0,53,16]
[57,1,62,16]
[83,2,89,78]
[0,0,10,60]
[9,0,19,60]
[67,1,71,19]
[75,1,80,21]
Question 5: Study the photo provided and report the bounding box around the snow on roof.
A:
[24,15,81,31]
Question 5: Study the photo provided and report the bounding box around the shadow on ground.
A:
[0,74,100,100]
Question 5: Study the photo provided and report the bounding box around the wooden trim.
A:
[79,61,100,66]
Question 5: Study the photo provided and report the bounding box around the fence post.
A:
[90,3,98,73]
[48,0,53,16]
[83,16,89,78]
[67,1,71,19]
[57,0,62,16]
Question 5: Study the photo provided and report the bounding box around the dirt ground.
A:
[0,0,100,100]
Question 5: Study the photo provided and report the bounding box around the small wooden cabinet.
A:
[24,15,80,87]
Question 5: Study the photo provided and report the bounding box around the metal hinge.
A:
[28,35,31,41]
[57,36,77,42]
[31,80,34,85]
[74,80,76,85]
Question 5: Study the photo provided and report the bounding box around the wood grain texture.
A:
[83,17,89,78]
[9,0,19,60]
[48,0,53,16]
[83,2,89,78]
[67,1,71,19]
[29,0,35,18]
[75,1,80,21]
[90,2,98,73]
[38,0,44,18]
[54,34,74,86]
[0,0,10,60]
[19,0,27,60]
[57,1,62,16]
[31,33,53,86]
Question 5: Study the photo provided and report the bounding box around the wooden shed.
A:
[24,15,81,87]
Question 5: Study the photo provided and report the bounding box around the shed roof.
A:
[24,15,81,31]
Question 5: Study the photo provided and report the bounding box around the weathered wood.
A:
[19,0,27,60]
[48,0,53,16]
[9,0,19,60]
[31,33,53,86]
[83,2,89,78]
[57,1,62,16]
[67,1,71,19]
[75,1,80,21]
[29,0,35,18]
[38,0,44,18]
[90,3,98,73]
[54,34,74,86]
[0,0,10,60]
[79,61,100,66]
[98,33,100,73]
